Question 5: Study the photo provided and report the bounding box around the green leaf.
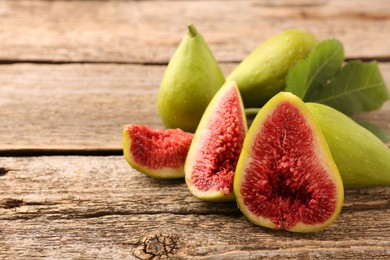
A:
[354,119,390,143]
[285,38,389,116]
[285,39,344,99]
[307,61,389,115]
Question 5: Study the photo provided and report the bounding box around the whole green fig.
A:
[227,29,318,108]
[158,24,225,132]
[306,102,390,188]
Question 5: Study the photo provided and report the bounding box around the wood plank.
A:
[1,156,389,218]
[1,63,389,151]
[1,212,390,259]
[0,63,169,151]
[0,0,389,63]
[0,156,389,259]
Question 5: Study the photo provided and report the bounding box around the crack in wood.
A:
[2,199,387,222]
[0,198,23,209]
[1,193,389,220]
[0,198,62,210]
[77,211,135,219]
[0,209,242,221]
[0,56,389,67]
[0,167,9,176]
[0,59,168,66]
[342,199,390,212]
[76,210,242,220]
[0,148,123,157]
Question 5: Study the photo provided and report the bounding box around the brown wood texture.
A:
[1,63,389,151]
[1,156,390,259]
[0,0,389,63]
[1,0,390,258]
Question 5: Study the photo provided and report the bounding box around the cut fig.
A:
[123,124,193,179]
[185,81,247,201]
[234,92,344,232]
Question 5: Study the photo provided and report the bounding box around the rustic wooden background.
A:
[1,0,389,259]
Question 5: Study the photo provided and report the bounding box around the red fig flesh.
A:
[123,124,193,179]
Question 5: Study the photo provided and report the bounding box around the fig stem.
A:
[188,23,198,37]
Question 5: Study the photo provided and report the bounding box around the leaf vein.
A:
[317,83,384,103]
[304,49,341,97]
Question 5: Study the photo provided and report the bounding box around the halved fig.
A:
[185,81,247,201]
[123,124,193,179]
[234,92,344,232]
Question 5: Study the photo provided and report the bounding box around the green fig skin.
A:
[158,24,225,133]
[227,29,318,108]
[306,103,390,188]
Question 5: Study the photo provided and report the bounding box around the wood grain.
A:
[0,0,389,63]
[0,156,389,259]
[1,63,389,151]
[1,1,389,259]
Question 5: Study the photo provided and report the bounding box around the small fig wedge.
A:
[234,92,344,232]
[123,124,193,179]
[185,81,247,201]
[227,29,317,107]
[306,103,390,188]
[158,24,225,132]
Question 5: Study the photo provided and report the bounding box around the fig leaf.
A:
[285,39,344,99]
[286,40,389,116]
[307,61,389,115]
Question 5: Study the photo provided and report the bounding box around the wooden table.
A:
[1,0,389,259]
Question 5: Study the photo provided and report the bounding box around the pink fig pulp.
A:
[123,124,193,179]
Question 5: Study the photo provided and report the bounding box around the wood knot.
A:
[0,198,23,209]
[133,233,180,259]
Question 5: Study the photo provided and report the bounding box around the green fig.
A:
[306,103,390,188]
[158,24,225,132]
[227,29,318,107]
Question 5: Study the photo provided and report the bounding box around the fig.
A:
[234,92,344,232]
[227,29,317,107]
[158,24,225,132]
[185,81,247,201]
[123,124,193,179]
[306,103,390,188]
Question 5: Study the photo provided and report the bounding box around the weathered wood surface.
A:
[1,63,389,152]
[1,0,390,258]
[1,156,389,259]
[0,0,389,63]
